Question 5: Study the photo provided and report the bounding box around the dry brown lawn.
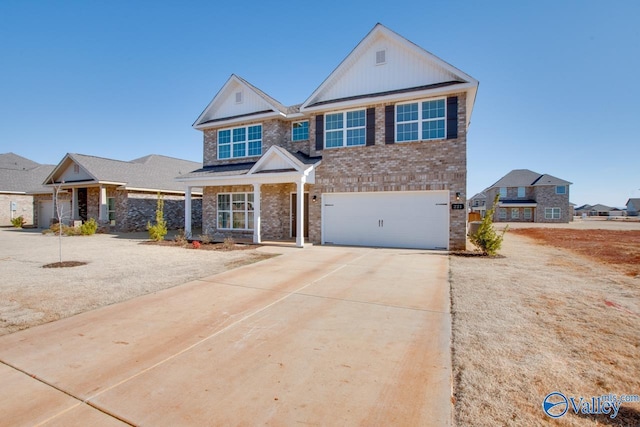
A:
[451,225,640,426]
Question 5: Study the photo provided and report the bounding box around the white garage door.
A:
[322,191,450,250]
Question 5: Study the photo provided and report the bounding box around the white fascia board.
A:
[120,186,203,196]
[176,170,315,187]
[0,190,27,195]
[193,111,284,130]
[300,82,477,114]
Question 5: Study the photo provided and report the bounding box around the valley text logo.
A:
[543,391,639,419]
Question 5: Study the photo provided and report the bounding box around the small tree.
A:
[51,180,70,263]
[147,193,167,241]
[470,195,507,256]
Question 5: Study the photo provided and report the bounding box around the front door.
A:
[77,188,88,221]
[291,193,309,238]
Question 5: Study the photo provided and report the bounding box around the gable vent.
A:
[235,91,243,103]
[375,49,386,65]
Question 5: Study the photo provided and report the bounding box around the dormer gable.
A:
[249,146,308,174]
[45,154,97,185]
[193,75,287,129]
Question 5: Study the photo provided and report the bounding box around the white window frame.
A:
[556,185,567,195]
[107,197,116,222]
[217,193,254,230]
[217,124,262,160]
[499,187,507,199]
[292,120,309,142]
[517,187,525,198]
[524,207,532,220]
[499,208,507,220]
[395,97,446,143]
[324,109,366,148]
[545,207,561,219]
[511,208,519,219]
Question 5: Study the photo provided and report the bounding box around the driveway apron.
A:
[0,245,451,426]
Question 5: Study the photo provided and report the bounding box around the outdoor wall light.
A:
[456,192,461,201]
[312,195,317,202]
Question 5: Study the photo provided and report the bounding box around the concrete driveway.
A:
[0,245,452,426]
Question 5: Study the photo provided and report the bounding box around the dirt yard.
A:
[0,229,275,336]
[451,220,640,426]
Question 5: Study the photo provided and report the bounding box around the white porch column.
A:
[184,186,192,238]
[253,183,261,244]
[71,188,78,220]
[296,179,305,248]
[99,186,107,222]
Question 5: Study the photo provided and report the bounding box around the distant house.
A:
[468,191,487,217]
[43,153,203,231]
[0,153,54,226]
[576,203,617,217]
[484,169,572,223]
[626,198,640,216]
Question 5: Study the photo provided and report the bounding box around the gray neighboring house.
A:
[468,191,487,217]
[0,153,54,226]
[42,153,203,231]
[626,199,640,216]
[484,169,572,223]
[575,204,618,217]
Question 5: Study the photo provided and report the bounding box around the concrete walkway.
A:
[0,245,452,426]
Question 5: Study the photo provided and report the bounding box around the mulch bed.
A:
[42,261,88,268]
[140,240,259,251]
[450,251,505,258]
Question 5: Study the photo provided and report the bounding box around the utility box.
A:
[10,201,17,211]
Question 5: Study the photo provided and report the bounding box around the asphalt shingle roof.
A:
[0,153,55,193]
[490,169,571,188]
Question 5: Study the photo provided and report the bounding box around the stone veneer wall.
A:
[116,191,202,232]
[0,194,34,226]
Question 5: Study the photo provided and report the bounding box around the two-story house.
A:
[178,24,478,250]
[484,169,572,223]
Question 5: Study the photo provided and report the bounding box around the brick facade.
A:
[0,194,34,226]
[485,184,571,223]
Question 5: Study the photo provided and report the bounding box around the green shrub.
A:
[11,216,25,228]
[80,218,98,235]
[469,195,507,256]
[48,222,79,236]
[147,194,167,242]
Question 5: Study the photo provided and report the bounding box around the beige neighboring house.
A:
[43,153,203,231]
[177,23,478,250]
[484,169,572,223]
[0,153,54,227]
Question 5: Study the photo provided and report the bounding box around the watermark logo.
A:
[542,392,568,418]
[543,391,639,419]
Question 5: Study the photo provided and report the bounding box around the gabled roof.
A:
[300,23,478,126]
[626,198,640,210]
[588,204,613,212]
[0,152,41,171]
[489,169,572,188]
[45,153,202,193]
[193,74,288,129]
[0,153,55,194]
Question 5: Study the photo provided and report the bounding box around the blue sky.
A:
[1,0,638,207]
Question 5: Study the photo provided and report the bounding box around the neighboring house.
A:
[43,153,202,231]
[484,169,572,223]
[626,198,640,216]
[468,191,487,218]
[576,203,616,217]
[0,153,54,226]
[177,24,478,250]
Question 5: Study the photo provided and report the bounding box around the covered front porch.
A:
[179,147,320,248]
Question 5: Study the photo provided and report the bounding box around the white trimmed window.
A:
[218,125,262,159]
[107,197,116,222]
[511,208,519,219]
[292,121,309,141]
[499,187,507,198]
[524,207,532,220]
[517,187,525,198]
[396,98,445,142]
[499,208,507,220]
[325,109,366,148]
[556,185,567,195]
[217,193,254,230]
[545,207,561,219]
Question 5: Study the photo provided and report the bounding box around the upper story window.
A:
[517,187,525,198]
[292,121,309,141]
[556,185,567,195]
[218,124,262,159]
[499,187,507,198]
[325,109,366,148]
[396,98,445,142]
